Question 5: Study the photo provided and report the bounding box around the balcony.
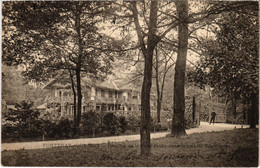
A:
[45,96,74,104]
[93,96,141,105]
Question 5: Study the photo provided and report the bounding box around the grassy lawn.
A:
[2,128,258,167]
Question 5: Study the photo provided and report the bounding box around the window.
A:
[63,106,67,115]
[118,92,122,98]
[96,89,101,97]
[71,105,74,115]
[109,91,113,98]
[101,90,105,97]
[96,105,101,111]
[111,105,114,111]
[101,104,106,111]
[115,91,118,98]
[128,92,132,99]
[123,96,126,100]
[57,105,61,113]
[132,96,138,99]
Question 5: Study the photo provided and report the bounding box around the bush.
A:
[2,120,20,140]
[38,118,56,138]
[102,112,120,135]
[36,117,74,139]
[152,123,168,132]
[126,115,140,132]
[54,117,74,138]
[119,116,128,133]
[81,110,100,137]
[150,118,156,131]
[185,118,197,129]
[2,100,42,139]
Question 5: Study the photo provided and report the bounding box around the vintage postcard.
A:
[1,1,259,167]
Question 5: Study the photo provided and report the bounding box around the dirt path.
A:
[1,122,252,151]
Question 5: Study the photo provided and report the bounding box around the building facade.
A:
[38,76,157,119]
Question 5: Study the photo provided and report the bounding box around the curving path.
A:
[1,122,254,151]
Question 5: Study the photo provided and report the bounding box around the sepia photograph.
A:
[1,1,259,167]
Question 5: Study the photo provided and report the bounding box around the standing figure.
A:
[210,112,216,125]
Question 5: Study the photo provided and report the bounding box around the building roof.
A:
[42,75,139,92]
[95,81,118,90]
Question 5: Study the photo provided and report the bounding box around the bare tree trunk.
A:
[171,1,188,137]
[76,68,82,135]
[69,70,77,136]
[156,97,162,123]
[192,96,196,122]
[140,50,153,156]
[132,1,159,156]
[232,98,237,119]
[160,63,168,111]
[155,48,161,123]
[75,5,82,136]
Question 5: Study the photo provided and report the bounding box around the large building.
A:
[38,75,157,119]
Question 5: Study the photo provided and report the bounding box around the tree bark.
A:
[171,1,189,137]
[76,68,82,135]
[156,97,162,123]
[155,48,161,123]
[69,70,77,136]
[132,1,158,156]
[140,50,153,156]
[192,96,196,122]
[75,5,83,136]
[232,98,237,119]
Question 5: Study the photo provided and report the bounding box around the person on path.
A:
[210,112,216,125]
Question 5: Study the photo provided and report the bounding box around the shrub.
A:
[126,115,140,132]
[81,110,100,137]
[150,118,156,132]
[2,100,41,139]
[118,116,128,133]
[54,117,74,138]
[2,120,20,140]
[38,118,56,138]
[102,112,120,135]
[37,117,74,139]
[153,123,168,132]
[185,117,197,129]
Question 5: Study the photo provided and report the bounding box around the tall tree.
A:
[171,1,189,136]
[193,2,258,128]
[2,2,114,135]
[168,1,258,135]
[153,46,175,123]
[113,1,180,156]
[131,1,159,156]
[109,1,231,154]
